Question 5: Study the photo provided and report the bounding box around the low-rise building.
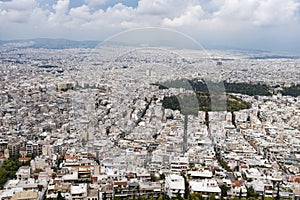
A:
[189,179,221,199]
[11,191,39,200]
[165,174,185,198]
[16,166,31,180]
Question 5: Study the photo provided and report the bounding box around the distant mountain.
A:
[248,55,300,59]
[206,44,300,58]
[0,38,100,49]
[1,39,299,58]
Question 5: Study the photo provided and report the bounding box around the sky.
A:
[1,0,300,53]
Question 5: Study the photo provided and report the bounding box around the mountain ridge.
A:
[1,38,299,58]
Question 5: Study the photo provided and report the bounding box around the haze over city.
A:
[1,0,300,53]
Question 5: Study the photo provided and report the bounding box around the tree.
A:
[182,173,189,199]
[157,195,164,200]
[247,186,258,198]
[137,196,148,200]
[174,190,184,200]
[57,191,65,200]
[160,173,165,180]
[220,185,230,199]
[188,193,203,200]
[103,192,107,200]
[0,156,28,189]
[275,182,280,200]
[282,84,300,97]
[38,185,44,192]
[209,194,215,200]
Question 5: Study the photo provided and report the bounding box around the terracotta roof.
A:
[126,173,135,178]
[231,180,243,187]
[64,155,78,160]
[88,153,95,158]
[73,166,92,169]
[293,189,300,195]
[108,185,114,189]
[114,181,127,186]
[19,157,31,162]
[288,176,300,183]
[91,176,98,182]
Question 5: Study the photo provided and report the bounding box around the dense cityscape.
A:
[0,42,299,200]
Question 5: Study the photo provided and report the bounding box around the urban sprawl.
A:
[0,46,299,200]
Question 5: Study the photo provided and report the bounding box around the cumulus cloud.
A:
[162,5,204,27]
[2,0,299,29]
[137,0,172,15]
[213,0,258,21]
[0,0,37,23]
[69,5,91,25]
[0,0,37,11]
[136,0,199,19]
[212,0,300,27]
[252,0,300,26]
[0,0,300,52]
[53,0,69,15]
[84,0,107,7]
[48,0,70,25]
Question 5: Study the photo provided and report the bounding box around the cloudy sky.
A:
[1,0,300,53]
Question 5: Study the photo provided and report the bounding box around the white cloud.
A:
[52,0,69,15]
[48,0,70,25]
[162,5,204,27]
[69,5,91,21]
[252,0,300,26]
[0,9,28,23]
[0,0,36,11]
[84,0,107,7]
[0,0,37,23]
[0,0,300,52]
[2,0,299,30]
[136,0,193,17]
[137,0,171,15]
[211,0,300,27]
[213,0,258,21]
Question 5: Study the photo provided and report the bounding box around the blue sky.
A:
[1,0,300,53]
[73,0,136,7]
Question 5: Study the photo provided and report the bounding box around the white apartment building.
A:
[165,174,185,198]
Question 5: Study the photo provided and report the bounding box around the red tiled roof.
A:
[108,185,114,189]
[19,157,31,162]
[91,176,98,182]
[126,173,135,178]
[288,176,300,183]
[87,153,95,158]
[231,180,243,187]
[114,181,127,186]
[64,155,78,159]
